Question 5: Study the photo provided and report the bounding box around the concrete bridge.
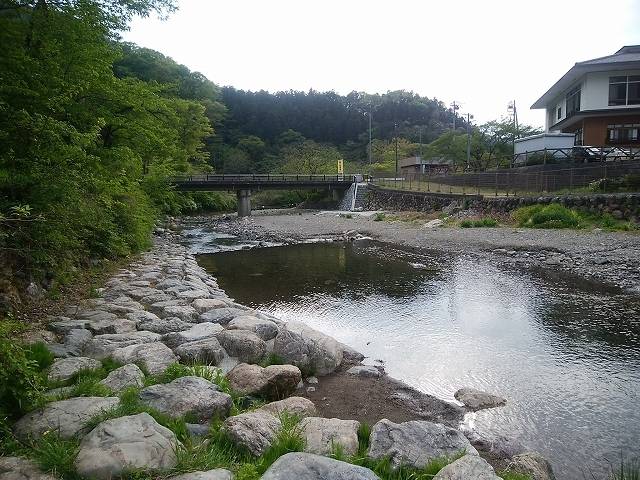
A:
[172,174,364,216]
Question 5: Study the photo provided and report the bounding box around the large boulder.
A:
[169,469,234,480]
[300,417,360,457]
[506,452,556,480]
[261,452,381,480]
[260,397,317,418]
[454,387,506,411]
[227,315,278,340]
[138,317,193,334]
[216,330,266,364]
[74,413,180,480]
[111,342,177,375]
[177,289,210,301]
[13,397,119,440]
[163,323,224,348]
[126,287,164,300]
[84,331,161,359]
[47,357,101,382]
[433,455,501,480]
[346,365,381,378]
[0,456,58,480]
[223,411,281,456]
[226,363,301,400]
[367,419,477,469]
[139,376,232,422]
[48,316,135,336]
[160,305,199,322]
[46,329,93,358]
[273,321,343,375]
[192,298,228,314]
[199,308,245,325]
[125,310,162,324]
[339,343,365,364]
[99,364,145,393]
[175,337,226,365]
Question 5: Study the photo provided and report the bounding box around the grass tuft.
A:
[260,353,285,368]
[498,471,531,480]
[357,422,371,456]
[253,412,305,474]
[25,343,55,371]
[609,458,640,480]
[459,218,498,228]
[29,432,81,479]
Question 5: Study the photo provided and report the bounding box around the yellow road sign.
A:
[337,159,344,174]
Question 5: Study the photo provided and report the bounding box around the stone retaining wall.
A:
[366,185,640,221]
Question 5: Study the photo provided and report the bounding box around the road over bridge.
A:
[172,174,364,216]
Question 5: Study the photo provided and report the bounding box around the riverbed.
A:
[183,217,640,480]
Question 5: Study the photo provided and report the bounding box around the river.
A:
[187,226,640,479]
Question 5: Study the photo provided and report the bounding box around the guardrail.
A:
[372,160,640,197]
[171,174,365,184]
[513,146,640,166]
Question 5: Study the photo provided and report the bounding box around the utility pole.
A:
[419,127,423,159]
[394,122,399,175]
[368,107,372,166]
[466,113,473,171]
[508,101,519,167]
[450,101,460,130]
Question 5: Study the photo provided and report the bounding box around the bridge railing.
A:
[171,174,367,184]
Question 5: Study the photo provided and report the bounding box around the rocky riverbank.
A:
[3,228,557,480]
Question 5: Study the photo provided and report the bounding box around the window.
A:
[566,85,581,116]
[607,124,640,144]
[608,75,640,106]
[557,107,562,120]
[574,127,583,146]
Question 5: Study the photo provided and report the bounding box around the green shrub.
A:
[0,322,47,422]
[513,204,581,229]
[513,203,638,231]
[373,212,385,222]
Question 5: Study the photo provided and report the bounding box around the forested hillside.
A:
[113,45,465,174]
[0,0,229,307]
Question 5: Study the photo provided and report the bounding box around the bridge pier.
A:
[236,189,252,217]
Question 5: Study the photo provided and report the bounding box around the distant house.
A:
[398,156,452,175]
[531,45,640,147]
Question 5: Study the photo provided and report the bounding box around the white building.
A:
[530,46,640,147]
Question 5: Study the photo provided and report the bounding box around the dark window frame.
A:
[566,85,581,117]
[608,75,640,106]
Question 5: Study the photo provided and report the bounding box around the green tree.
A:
[279,141,342,175]
[0,0,221,301]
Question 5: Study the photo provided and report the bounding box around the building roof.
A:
[531,46,640,109]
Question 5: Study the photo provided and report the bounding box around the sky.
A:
[123,0,640,129]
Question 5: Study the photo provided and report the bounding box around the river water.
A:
[190,229,640,479]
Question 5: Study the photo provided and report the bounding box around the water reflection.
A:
[197,240,640,479]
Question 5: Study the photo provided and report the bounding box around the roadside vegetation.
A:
[513,204,638,231]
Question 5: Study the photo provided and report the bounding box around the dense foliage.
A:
[0,0,228,299]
